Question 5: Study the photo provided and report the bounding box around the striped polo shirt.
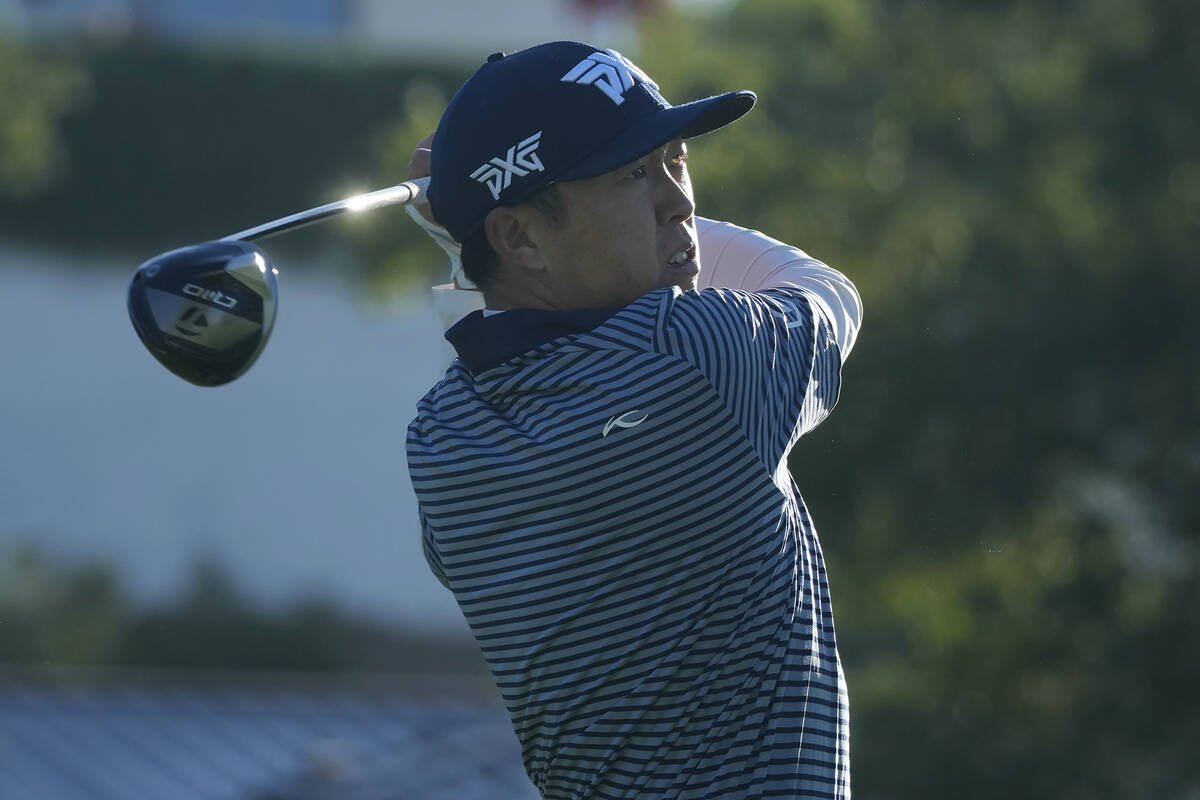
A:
[407,283,851,799]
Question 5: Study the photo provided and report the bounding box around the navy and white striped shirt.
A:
[408,262,857,798]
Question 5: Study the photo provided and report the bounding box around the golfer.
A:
[405,41,862,799]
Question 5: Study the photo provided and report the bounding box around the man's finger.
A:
[408,147,432,180]
[407,132,437,179]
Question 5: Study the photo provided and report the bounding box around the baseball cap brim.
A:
[557,89,756,182]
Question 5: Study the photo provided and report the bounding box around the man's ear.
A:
[484,206,546,272]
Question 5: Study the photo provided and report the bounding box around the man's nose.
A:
[657,171,695,226]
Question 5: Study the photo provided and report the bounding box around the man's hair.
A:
[460,183,567,290]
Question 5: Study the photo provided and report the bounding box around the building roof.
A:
[0,670,539,800]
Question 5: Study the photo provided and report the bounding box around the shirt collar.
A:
[445,305,623,373]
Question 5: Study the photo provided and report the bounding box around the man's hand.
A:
[404,129,477,294]
[408,132,438,225]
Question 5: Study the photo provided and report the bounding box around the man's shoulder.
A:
[658,284,818,341]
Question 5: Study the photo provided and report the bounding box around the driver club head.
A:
[127,241,278,386]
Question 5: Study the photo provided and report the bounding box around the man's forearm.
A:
[696,217,862,359]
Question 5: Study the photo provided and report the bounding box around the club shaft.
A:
[220,177,431,243]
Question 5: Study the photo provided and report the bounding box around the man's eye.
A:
[629,165,648,179]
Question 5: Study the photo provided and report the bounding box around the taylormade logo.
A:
[561,49,657,106]
[471,132,545,200]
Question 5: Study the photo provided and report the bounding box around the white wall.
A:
[0,242,472,638]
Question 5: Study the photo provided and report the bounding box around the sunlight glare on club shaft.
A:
[344,184,416,213]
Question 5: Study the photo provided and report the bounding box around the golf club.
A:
[127,177,430,387]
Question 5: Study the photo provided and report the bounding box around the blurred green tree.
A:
[629,0,1199,796]
[0,35,86,197]
[345,78,454,300]
[0,544,486,677]
[0,41,463,256]
[0,543,125,665]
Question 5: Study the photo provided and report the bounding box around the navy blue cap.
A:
[428,41,756,244]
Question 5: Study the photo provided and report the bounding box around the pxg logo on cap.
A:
[470,132,545,201]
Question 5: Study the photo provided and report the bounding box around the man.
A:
[405,41,862,799]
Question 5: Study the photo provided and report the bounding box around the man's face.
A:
[531,138,699,309]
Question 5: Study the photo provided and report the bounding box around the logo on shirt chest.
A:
[602,409,648,437]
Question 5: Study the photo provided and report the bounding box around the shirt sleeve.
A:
[654,221,862,472]
[418,506,452,589]
[697,217,862,359]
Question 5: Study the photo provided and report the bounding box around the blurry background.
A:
[1,0,1197,797]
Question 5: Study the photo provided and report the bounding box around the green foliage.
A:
[0,544,485,677]
[637,0,1199,795]
[344,78,454,300]
[0,40,464,263]
[0,544,124,664]
[0,35,87,197]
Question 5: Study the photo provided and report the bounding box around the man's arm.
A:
[654,219,863,467]
[696,217,862,360]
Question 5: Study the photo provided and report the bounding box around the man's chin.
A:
[660,275,697,293]
[665,261,700,291]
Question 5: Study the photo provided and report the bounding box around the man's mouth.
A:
[666,243,698,275]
